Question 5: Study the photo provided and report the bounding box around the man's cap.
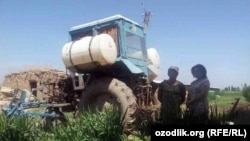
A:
[168,66,179,73]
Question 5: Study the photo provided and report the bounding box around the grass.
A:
[0,115,39,141]
[210,91,248,111]
[0,106,132,141]
[0,91,249,140]
[52,107,126,141]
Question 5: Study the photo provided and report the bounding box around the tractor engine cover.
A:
[62,34,117,72]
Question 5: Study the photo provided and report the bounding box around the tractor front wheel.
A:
[78,77,138,131]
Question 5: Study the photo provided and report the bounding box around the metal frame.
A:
[2,89,68,126]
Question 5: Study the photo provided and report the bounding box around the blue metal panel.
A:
[119,58,143,74]
[123,22,144,36]
[119,20,149,77]
[70,15,141,32]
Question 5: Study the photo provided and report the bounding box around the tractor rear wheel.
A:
[78,77,137,131]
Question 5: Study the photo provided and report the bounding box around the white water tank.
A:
[62,34,117,72]
[127,47,160,81]
[147,48,160,82]
[147,48,160,69]
[129,48,160,68]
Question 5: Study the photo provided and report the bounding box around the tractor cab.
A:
[62,15,160,91]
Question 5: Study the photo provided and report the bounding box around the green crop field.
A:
[209,91,249,111]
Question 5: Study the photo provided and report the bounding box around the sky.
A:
[0,0,249,90]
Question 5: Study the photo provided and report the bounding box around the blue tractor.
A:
[61,14,161,129]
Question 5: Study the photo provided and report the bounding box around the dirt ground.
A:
[232,103,250,124]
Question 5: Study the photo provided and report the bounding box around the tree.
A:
[243,86,250,102]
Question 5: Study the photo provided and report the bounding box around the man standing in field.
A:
[158,66,186,124]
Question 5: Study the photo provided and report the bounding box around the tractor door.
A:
[123,22,148,76]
